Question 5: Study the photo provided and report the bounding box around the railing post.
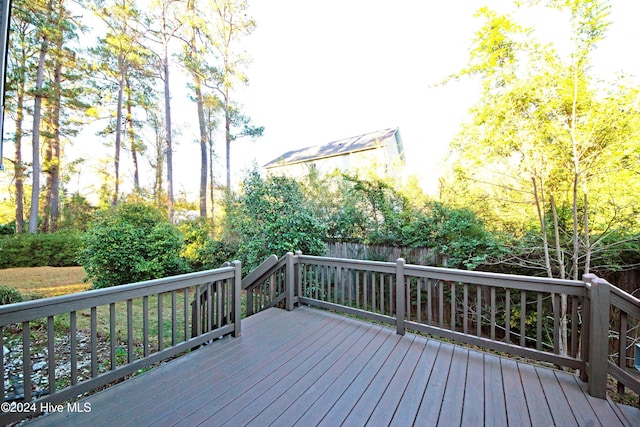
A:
[232,260,242,337]
[587,276,610,399]
[396,258,405,336]
[580,274,596,382]
[295,251,303,306]
[286,252,295,311]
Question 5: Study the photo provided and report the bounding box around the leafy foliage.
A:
[297,172,500,269]
[441,0,640,278]
[401,202,501,270]
[224,169,326,272]
[177,217,239,270]
[0,232,82,268]
[78,204,188,288]
[0,286,24,305]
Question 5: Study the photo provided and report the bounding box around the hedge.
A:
[0,232,82,268]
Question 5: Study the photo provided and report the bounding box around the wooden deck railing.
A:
[244,252,640,403]
[585,274,640,399]
[0,263,241,425]
[242,254,292,316]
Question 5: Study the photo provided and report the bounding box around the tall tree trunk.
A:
[570,67,580,281]
[532,176,552,277]
[42,114,53,233]
[224,100,231,191]
[153,118,164,207]
[14,86,25,233]
[550,193,568,356]
[550,194,565,280]
[43,35,63,233]
[29,34,50,234]
[163,47,174,222]
[208,121,215,232]
[113,62,125,206]
[571,173,579,280]
[125,76,140,192]
[48,63,62,233]
[195,72,207,217]
[583,190,591,276]
[186,0,208,217]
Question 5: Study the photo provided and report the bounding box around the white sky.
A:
[2,0,639,203]
[217,0,640,195]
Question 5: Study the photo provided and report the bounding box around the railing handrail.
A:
[610,283,640,318]
[405,264,585,295]
[242,254,284,291]
[298,254,585,291]
[297,254,396,273]
[0,267,236,325]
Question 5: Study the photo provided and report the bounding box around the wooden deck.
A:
[27,306,640,427]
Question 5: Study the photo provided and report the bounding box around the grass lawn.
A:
[0,266,91,299]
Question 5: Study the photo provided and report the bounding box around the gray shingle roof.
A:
[264,127,399,168]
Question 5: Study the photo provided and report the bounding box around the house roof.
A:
[264,127,400,169]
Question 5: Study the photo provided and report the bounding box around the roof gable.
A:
[265,127,399,168]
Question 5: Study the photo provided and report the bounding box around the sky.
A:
[213,0,640,195]
[2,0,640,203]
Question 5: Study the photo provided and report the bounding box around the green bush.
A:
[195,239,240,270]
[77,203,189,288]
[225,169,326,273]
[401,201,500,269]
[0,286,24,305]
[0,232,82,268]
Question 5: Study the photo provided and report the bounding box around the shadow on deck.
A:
[27,306,640,427]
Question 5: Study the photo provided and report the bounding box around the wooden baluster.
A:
[520,291,526,347]
[505,289,510,344]
[618,311,628,395]
[536,293,543,351]
[91,307,97,377]
[47,316,55,394]
[451,282,456,330]
[23,321,31,401]
[143,296,150,357]
[158,293,164,351]
[127,299,133,363]
[463,284,468,335]
[570,295,578,358]
[439,281,444,328]
[110,303,116,369]
[70,311,77,385]
[427,278,433,325]
[490,287,496,341]
[172,290,178,345]
[477,285,482,337]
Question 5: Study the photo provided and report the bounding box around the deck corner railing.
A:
[583,273,640,403]
[242,252,640,403]
[0,262,242,425]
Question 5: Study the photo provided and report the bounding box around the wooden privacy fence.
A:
[0,263,242,425]
[324,241,437,265]
[244,252,640,403]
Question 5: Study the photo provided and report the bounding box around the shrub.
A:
[195,239,239,270]
[225,170,326,273]
[78,203,189,288]
[0,286,23,305]
[0,232,82,268]
[400,201,500,269]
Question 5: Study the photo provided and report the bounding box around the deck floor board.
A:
[26,306,639,427]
